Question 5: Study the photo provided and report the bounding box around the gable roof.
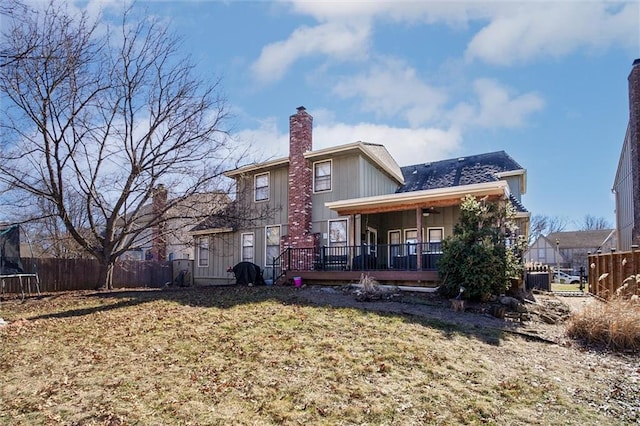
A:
[224,141,403,184]
[397,151,525,193]
[546,229,616,250]
[304,141,403,184]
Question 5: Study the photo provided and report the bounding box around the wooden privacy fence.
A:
[588,247,640,299]
[1,258,172,294]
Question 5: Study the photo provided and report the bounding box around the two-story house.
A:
[192,106,529,287]
[613,58,640,251]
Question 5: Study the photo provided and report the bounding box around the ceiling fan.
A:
[422,207,440,216]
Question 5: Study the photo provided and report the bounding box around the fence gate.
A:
[525,266,551,291]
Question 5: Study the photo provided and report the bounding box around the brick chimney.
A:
[630,59,640,246]
[150,184,167,261]
[283,107,319,253]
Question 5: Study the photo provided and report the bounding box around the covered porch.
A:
[271,243,442,286]
[272,180,518,287]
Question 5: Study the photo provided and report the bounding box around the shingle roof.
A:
[508,194,528,213]
[546,230,616,250]
[397,151,523,193]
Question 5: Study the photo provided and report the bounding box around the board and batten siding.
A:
[614,129,634,251]
[193,231,237,286]
[236,166,289,226]
[381,207,459,240]
[267,166,290,225]
[504,175,523,200]
[310,153,403,246]
[358,155,401,198]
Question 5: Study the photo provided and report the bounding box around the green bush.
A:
[438,195,526,300]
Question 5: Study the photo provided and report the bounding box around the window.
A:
[405,229,418,255]
[427,228,444,253]
[197,237,209,267]
[328,219,348,261]
[265,225,281,267]
[255,173,269,202]
[329,219,348,248]
[314,160,332,192]
[389,230,401,258]
[241,233,254,263]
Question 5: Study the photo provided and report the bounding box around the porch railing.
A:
[271,243,443,282]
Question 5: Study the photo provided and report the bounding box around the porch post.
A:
[351,214,358,264]
[416,208,423,270]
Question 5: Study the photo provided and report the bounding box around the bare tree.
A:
[528,214,568,244]
[0,1,237,288]
[579,214,612,231]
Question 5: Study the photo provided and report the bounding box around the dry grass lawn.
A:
[1,286,637,425]
[551,282,587,293]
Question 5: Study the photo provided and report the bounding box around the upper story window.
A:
[314,160,332,193]
[255,172,269,202]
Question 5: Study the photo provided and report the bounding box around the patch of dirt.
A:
[294,285,639,423]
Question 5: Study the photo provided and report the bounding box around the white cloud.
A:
[465,2,638,65]
[284,0,486,26]
[267,1,638,79]
[449,79,545,129]
[251,21,371,84]
[331,58,543,132]
[332,58,448,127]
[232,117,290,161]
[315,123,461,165]
[232,117,462,168]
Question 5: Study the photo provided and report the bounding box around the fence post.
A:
[595,250,603,297]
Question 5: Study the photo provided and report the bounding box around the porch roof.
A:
[325,180,509,216]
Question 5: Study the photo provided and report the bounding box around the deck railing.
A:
[271,243,443,282]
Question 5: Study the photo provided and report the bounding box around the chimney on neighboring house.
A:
[630,59,640,246]
[284,106,319,252]
[151,184,167,261]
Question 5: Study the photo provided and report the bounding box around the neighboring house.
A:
[525,229,617,274]
[613,58,640,251]
[120,187,230,262]
[192,106,530,286]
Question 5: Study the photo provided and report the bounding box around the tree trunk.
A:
[97,261,114,290]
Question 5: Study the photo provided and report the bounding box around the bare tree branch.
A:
[527,214,569,244]
[1,1,236,288]
[579,214,612,231]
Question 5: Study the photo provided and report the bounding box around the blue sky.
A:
[13,1,640,230]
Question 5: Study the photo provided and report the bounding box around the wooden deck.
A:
[281,269,439,287]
